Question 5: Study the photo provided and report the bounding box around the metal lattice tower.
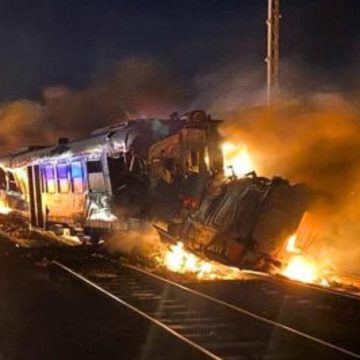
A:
[266,0,280,104]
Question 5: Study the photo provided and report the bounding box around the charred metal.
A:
[157,174,310,271]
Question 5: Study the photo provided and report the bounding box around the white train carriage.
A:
[0,111,223,239]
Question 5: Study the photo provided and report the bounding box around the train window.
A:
[71,161,84,193]
[7,172,18,192]
[187,150,200,173]
[0,168,6,190]
[87,161,102,173]
[191,151,198,166]
[212,195,235,229]
[57,163,70,193]
[130,155,146,176]
[43,165,56,193]
[200,193,225,223]
[86,161,106,192]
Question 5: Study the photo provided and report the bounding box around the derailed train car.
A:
[0,110,223,238]
[156,173,311,270]
[0,108,310,270]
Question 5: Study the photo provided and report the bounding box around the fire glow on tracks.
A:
[159,241,242,280]
[50,259,360,360]
[280,233,332,286]
[281,233,321,284]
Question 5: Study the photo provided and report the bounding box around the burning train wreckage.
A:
[0,110,328,283]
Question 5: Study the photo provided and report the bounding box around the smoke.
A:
[221,94,360,197]
[190,64,266,113]
[192,63,360,273]
[0,100,46,152]
[218,92,360,272]
[0,56,188,154]
[43,57,188,136]
[106,223,164,262]
[1,51,360,273]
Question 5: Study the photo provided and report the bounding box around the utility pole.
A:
[266,0,280,105]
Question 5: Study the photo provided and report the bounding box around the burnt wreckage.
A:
[0,110,309,269]
[157,174,310,270]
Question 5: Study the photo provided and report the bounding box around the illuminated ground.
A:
[1,216,360,359]
[0,245,207,360]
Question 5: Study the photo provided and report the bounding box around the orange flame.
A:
[282,255,319,283]
[222,142,254,177]
[281,233,326,284]
[286,233,301,254]
[161,242,242,280]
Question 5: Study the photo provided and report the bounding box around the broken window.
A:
[107,154,130,193]
[212,194,235,229]
[7,172,18,192]
[86,160,106,192]
[0,168,6,190]
[186,150,200,173]
[87,160,102,173]
[130,155,146,176]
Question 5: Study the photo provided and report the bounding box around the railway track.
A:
[183,270,360,354]
[51,258,360,360]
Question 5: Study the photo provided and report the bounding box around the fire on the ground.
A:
[157,143,344,288]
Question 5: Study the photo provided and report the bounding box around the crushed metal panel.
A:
[164,175,310,270]
[252,182,309,256]
[149,134,181,160]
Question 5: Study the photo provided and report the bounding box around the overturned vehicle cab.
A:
[156,173,311,271]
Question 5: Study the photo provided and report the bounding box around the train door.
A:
[86,160,106,192]
[27,165,45,228]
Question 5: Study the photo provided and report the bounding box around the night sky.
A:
[0,0,359,101]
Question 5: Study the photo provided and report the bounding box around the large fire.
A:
[220,145,329,285]
[281,234,329,285]
[222,142,254,177]
[282,255,320,283]
[161,242,242,280]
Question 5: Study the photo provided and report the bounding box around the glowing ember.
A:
[162,242,242,280]
[222,142,254,177]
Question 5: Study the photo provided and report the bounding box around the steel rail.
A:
[52,260,221,360]
[123,263,360,359]
[226,266,360,302]
[251,270,360,301]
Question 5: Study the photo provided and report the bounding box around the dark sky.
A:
[0,0,359,101]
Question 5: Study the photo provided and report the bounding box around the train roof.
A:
[0,110,221,169]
